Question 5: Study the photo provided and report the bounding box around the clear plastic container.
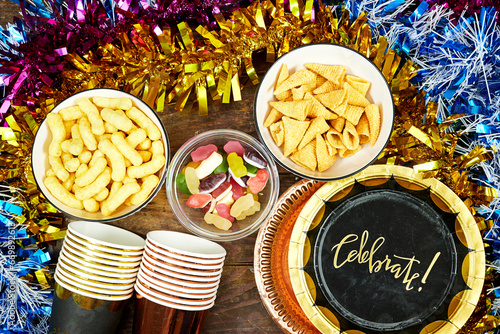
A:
[165,129,280,241]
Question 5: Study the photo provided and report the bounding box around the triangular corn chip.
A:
[316,76,327,88]
[356,113,370,144]
[292,86,307,101]
[365,104,381,146]
[264,108,283,127]
[275,64,292,100]
[313,80,342,95]
[305,93,338,120]
[269,120,285,146]
[325,138,338,157]
[269,100,311,121]
[299,117,330,150]
[330,117,345,132]
[325,128,345,149]
[274,69,316,95]
[345,82,370,107]
[316,134,336,172]
[338,146,362,158]
[346,75,371,96]
[344,104,365,125]
[304,63,346,85]
[343,121,360,150]
[290,140,317,171]
[282,116,310,156]
[315,89,346,111]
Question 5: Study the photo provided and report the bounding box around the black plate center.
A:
[313,189,457,331]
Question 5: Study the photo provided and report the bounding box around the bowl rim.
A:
[165,129,280,242]
[32,87,170,222]
[253,42,395,181]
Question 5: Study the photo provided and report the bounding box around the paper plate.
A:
[254,179,324,333]
[288,165,484,333]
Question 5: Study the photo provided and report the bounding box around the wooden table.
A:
[0,2,297,332]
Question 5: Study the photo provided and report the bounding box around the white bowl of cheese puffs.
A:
[254,43,394,181]
[33,88,169,221]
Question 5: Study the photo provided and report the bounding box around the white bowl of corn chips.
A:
[254,43,394,180]
[32,88,170,222]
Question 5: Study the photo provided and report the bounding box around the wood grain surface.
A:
[0,2,298,332]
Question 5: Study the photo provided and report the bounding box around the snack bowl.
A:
[254,43,395,181]
[32,88,170,222]
[165,130,280,241]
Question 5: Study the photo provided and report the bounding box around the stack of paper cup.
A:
[134,231,226,334]
[49,221,145,334]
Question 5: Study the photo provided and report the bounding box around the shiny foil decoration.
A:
[1,0,500,332]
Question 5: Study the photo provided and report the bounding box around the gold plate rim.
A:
[288,165,485,334]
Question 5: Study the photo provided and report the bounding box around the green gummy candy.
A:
[244,162,258,177]
[213,155,228,174]
[175,173,192,195]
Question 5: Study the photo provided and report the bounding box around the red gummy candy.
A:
[247,169,269,194]
[186,193,212,208]
[191,144,218,162]
[215,203,234,223]
[229,177,244,200]
[223,141,245,157]
[212,181,232,202]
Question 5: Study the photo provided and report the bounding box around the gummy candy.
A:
[204,212,232,230]
[243,147,268,169]
[227,152,247,178]
[191,144,218,162]
[235,200,261,221]
[196,152,223,179]
[245,162,258,177]
[212,181,232,202]
[184,167,200,194]
[217,190,234,207]
[230,193,254,217]
[182,161,201,174]
[186,193,212,208]
[223,141,245,157]
[214,203,234,223]
[202,200,215,213]
[175,173,191,195]
[228,169,246,187]
[199,173,226,193]
[212,154,228,174]
[247,169,269,194]
[229,177,244,200]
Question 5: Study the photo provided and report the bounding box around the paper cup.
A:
[59,255,139,278]
[55,272,134,295]
[57,266,136,290]
[63,242,142,266]
[145,239,224,264]
[69,221,145,251]
[147,231,226,259]
[139,263,219,289]
[140,259,221,283]
[49,282,130,334]
[134,291,208,334]
[64,236,143,261]
[66,231,144,256]
[135,282,215,309]
[58,260,137,284]
[135,280,216,306]
[144,247,224,271]
[137,271,217,299]
[142,252,222,277]
[60,247,141,273]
